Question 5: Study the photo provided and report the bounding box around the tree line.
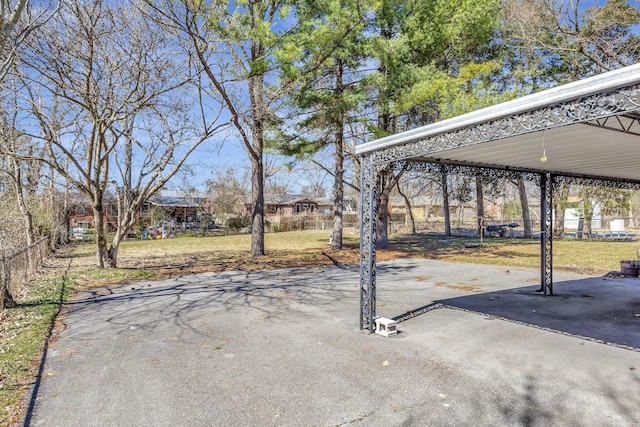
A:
[1,0,639,307]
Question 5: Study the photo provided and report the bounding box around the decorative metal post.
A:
[359,154,377,331]
[539,173,553,295]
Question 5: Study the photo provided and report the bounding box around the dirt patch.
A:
[433,281,485,293]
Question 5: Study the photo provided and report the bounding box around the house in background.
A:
[68,192,117,231]
[264,195,322,216]
[262,194,356,216]
[69,201,94,229]
[315,197,334,214]
[147,196,200,224]
[67,193,204,233]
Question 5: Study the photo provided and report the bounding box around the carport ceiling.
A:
[412,119,640,181]
[355,63,640,185]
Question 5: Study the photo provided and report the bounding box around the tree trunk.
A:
[397,182,416,234]
[0,258,17,310]
[583,198,593,239]
[475,176,484,238]
[124,120,133,190]
[373,104,402,248]
[107,190,145,268]
[11,157,35,246]
[107,198,124,268]
[376,168,403,249]
[517,177,532,238]
[331,135,344,250]
[106,215,135,268]
[442,171,451,237]
[376,170,392,249]
[58,165,69,247]
[374,37,396,250]
[106,129,129,269]
[107,239,120,268]
[553,183,570,239]
[93,201,107,268]
[10,156,36,275]
[331,156,344,249]
[331,60,344,250]
[249,70,265,257]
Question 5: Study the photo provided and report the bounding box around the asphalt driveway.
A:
[20,259,640,426]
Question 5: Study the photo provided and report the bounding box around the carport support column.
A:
[539,173,553,295]
[359,154,377,332]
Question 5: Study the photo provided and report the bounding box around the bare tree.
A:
[0,1,60,308]
[105,98,227,267]
[0,81,47,309]
[300,166,329,199]
[143,0,309,257]
[0,153,22,308]
[205,167,250,220]
[12,0,225,268]
[0,0,59,79]
[395,181,415,234]
[395,169,440,234]
[0,0,27,78]
[504,0,640,78]
[0,76,45,242]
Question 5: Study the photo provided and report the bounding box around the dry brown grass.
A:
[433,281,486,293]
[67,230,640,287]
[69,230,370,286]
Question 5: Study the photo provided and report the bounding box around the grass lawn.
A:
[2,229,640,424]
[0,261,74,426]
[389,233,640,275]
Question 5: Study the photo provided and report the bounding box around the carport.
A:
[356,63,640,332]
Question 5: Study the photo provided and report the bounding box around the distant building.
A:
[67,193,205,233]
[264,195,322,216]
[147,196,200,224]
[68,192,117,231]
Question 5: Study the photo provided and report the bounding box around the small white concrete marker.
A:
[374,317,398,337]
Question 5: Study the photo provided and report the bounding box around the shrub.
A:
[226,216,251,230]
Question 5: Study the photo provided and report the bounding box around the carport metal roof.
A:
[356,63,640,185]
[356,63,640,332]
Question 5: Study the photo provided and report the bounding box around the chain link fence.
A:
[1,222,69,307]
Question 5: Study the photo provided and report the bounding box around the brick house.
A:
[264,195,322,216]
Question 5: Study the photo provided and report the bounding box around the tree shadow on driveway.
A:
[22,262,422,426]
